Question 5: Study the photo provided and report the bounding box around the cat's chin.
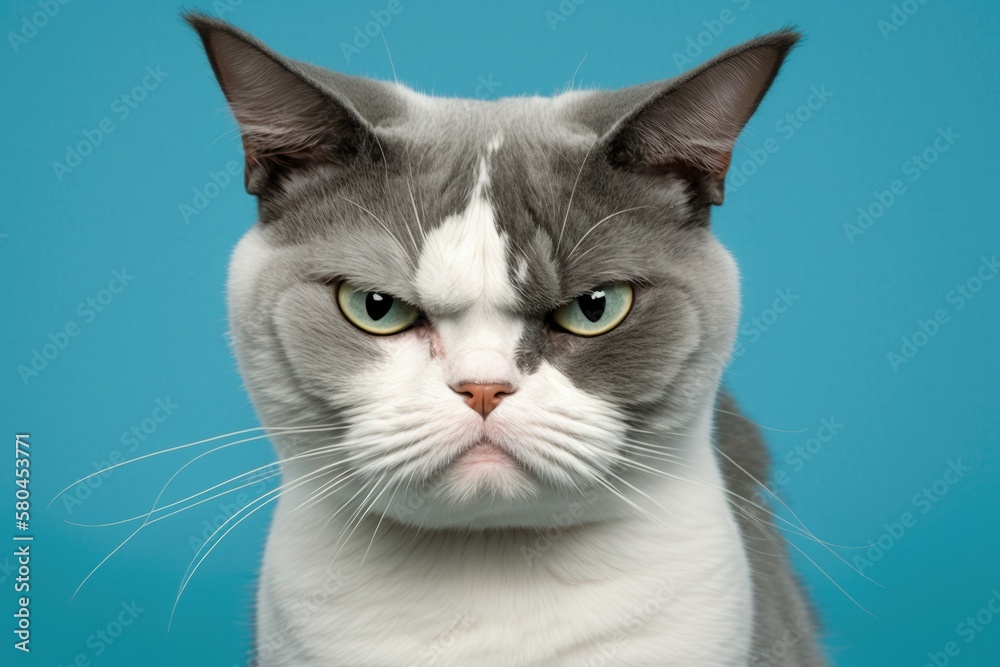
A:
[433,440,537,504]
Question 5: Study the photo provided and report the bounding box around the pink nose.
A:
[454,383,514,418]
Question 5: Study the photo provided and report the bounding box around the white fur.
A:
[257,408,752,666]
[231,155,753,666]
[413,149,523,385]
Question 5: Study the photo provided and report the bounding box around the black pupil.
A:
[365,292,393,320]
[579,290,606,323]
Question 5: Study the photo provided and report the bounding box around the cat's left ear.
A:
[601,31,800,205]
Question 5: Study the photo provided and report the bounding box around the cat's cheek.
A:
[420,324,444,359]
[544,328,581,356]
[414,323,446,360]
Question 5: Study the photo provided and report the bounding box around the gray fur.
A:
[187,12,824,666]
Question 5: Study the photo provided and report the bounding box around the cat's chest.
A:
[256,480,753,667]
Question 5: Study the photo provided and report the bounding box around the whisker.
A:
[361,474,405,566]
[710,444,879,566]
[332,472,390,557]
[608,446,881,588]
[566,207,652,261]
[66,440,354,528]
[555,141,596,253]
[713,407,810,434]
[406,172,426,240]
[68,427,348,600]
[170,460,360,630]
[49,423,349,509]
[65,470,283,528]
[338,194,414,256]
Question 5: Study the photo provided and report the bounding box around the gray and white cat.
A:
[187,14,825,666]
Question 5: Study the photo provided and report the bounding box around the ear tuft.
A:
[605,30,801,205]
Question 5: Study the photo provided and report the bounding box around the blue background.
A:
[4,0,998,665]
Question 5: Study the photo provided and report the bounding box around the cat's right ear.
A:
[184,13,373,195]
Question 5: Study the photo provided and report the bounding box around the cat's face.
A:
[190,15,797,528]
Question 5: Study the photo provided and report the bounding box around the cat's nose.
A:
[453,383,515,419]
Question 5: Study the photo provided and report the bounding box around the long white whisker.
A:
[713,407,810,434]
[49,423,348,508]
[555,142,595,253]
[338,194,413,256]
[170,460,359,630]
[66,441,354,528]
[69,427,346,599]
[566,207,651,260]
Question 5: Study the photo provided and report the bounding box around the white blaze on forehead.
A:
[415,141,525,384]
[415,140,515,313]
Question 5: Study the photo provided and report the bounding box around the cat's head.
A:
[187,15,798,528]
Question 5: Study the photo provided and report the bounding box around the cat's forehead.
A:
[412,135,535,315]
[386,90,646,308]
[265,88,684,311]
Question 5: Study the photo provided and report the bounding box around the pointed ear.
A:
[603,31,800,205]
[184,13,373,195]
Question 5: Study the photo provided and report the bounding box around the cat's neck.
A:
[256,411,755,666]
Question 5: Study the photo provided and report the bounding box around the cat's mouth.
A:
[453,440,517,469]
[427,437,536,500]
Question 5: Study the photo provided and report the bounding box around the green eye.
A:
[336,281,420,335]
[552,283,633,336]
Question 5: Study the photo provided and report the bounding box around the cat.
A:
[186,13,826,667]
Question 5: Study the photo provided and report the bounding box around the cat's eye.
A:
[552,283,633,337]
[336,281,420,335]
